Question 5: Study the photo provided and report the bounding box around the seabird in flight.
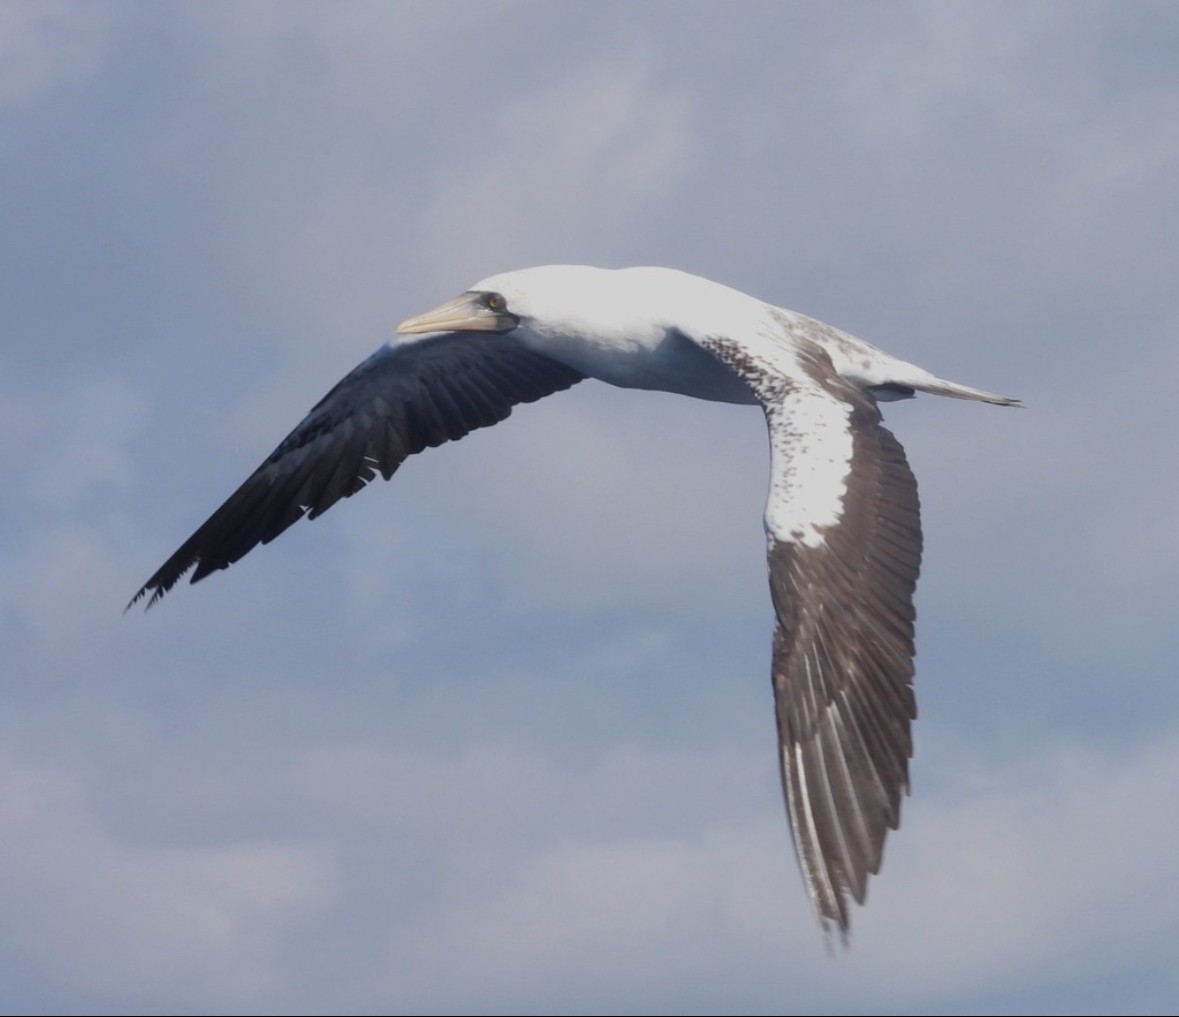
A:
[130,265,1017,939]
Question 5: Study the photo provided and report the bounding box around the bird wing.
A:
[700,332,921,941]
[129,332,584,608]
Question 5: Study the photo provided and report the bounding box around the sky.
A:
[2,2,1177,1014]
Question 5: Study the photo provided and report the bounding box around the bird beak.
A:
[396,292,518,335]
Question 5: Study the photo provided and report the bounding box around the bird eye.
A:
[486,292,506,312]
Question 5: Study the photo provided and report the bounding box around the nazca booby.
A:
[130,265,1018,939]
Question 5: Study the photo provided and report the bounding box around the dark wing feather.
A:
[768,397,921,941]
[699,333,921,941]
[129,333,583,608]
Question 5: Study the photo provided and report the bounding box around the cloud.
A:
[3,710,1175,1013]
[0,752,331,1011]
[415,58,693,276]
[3,2,1177,1013]
[0,3,113,106]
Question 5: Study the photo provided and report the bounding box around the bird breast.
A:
[519,323,760,406]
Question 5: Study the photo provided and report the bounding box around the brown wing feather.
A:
[699,331,921,941]
[768,399,921,940]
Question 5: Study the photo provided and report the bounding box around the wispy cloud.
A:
[3,2,1176,1013]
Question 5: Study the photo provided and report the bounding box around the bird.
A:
[129,265,1018,940]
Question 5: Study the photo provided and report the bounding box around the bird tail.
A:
[798,315,1021,406]
[866,351,1021,406]
[906,374,1021,406]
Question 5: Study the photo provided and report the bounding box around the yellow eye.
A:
[486,292,506,312]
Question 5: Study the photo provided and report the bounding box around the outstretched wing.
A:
[701,333,921,941]
[129,332,584,608]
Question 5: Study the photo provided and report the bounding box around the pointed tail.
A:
[908,375,1021,406]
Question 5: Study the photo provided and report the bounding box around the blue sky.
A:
[2,2,1177,1014]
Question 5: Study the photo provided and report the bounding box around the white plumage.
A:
[131,265,1017,939]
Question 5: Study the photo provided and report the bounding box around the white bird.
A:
[130,265,1017,939]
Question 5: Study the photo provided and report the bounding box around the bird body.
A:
[131,265,1017,939]
[463,266,1008,406]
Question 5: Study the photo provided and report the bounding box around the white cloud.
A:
[4,716,1175,1013]
[3,2,1178,1013]
[858,732,1179,1008]
[0,2,112,106]
[418,59,693,276]
[0,754,330,1009]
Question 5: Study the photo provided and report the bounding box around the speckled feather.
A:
[130,265,1016,939]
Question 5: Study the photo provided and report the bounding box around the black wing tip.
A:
[125,559,199,613]
[125,579,170,613]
